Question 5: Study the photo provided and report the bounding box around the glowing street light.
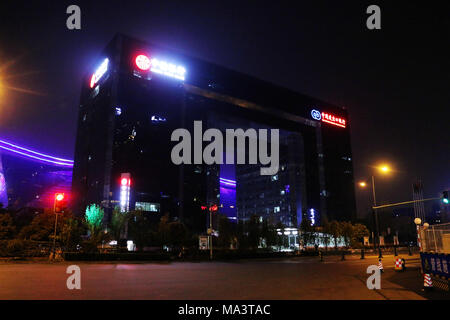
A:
[378,165,390,173]
[358,162,393,258]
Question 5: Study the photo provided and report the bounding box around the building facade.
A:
[72,34,356,232]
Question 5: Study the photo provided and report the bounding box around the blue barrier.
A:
[420,252,450,279]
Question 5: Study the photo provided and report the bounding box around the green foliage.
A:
[351,223,370,248]
[300,218,316,248]
[128,210,152,251]
[320,221,332,250]
[247,215,261,249]
[109,207,128,241]
[217,214,234,248]
[261,219,277,248]
[328,220,342,249]
[60,217,85,251]
[340,221,354,247]
[0,213,16,239]
[18,213,54,241]
[85,204,104,231]
[157,214,171,246]
[167,221,187,248]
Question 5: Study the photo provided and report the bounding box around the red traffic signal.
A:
[54,193,67,213]
[209,204,218,212]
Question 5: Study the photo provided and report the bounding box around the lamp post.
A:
[52,193,65,260]
[208,204,218,260]
[358,164,391,258]
[371,175,383,258]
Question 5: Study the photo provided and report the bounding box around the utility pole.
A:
[209,207,213,260]
[371,176,382,258]
[52,193,65,260]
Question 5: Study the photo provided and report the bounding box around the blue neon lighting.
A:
[311,109,322,121]
[0,139,74,167]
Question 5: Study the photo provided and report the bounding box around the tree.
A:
[18,213,54,241]
[247,215,261,249]
[84,204,104,234]
[261,219,277,248]
[128,210,152,251]
[328,221,342,250]
[352,223,370,248]
[109,207,128,241]
[321,221,331,251]
[217,215,234,248]
[157,214,171,248]
[60,217,84,251]
[300,218,315,249]
[168,221,188,248]
[0,213,16,239]
[83,204,105,251]
[340,221,354,248]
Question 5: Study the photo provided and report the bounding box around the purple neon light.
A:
[219,179,236,187]
[0,145,73,167]
[219,178,236,183]
[0,139,73,163]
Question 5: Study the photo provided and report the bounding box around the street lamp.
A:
[358,164,392,258]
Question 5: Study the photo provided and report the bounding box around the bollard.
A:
[408,245,412,256]
[378,258,384,273]
[360,248,365,259]
[319,251,323,262]
[341,251,345,261]
[394,257,404,272]
[423,273,433,291]
[394,246,398,256]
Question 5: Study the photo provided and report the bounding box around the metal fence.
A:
[421,222,450,254]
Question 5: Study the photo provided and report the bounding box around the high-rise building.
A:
[72,34,356,232]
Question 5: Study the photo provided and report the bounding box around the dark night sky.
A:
[0,1,449,218]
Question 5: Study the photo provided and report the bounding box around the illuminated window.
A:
[274,206,280,213]
[135,202,160,212]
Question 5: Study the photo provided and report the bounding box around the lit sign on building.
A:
[311,110,322,121]
[309,208,316,226]
[150,58,186,81]
[311,109,347,128]
[133,54,186,81]
[90,58,109,88]
[321,112,346,128]
[120,173,131,213]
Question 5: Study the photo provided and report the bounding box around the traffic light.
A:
[443,191,449,204]
[54,193,67,213]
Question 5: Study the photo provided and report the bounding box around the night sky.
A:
[0,1,449,218]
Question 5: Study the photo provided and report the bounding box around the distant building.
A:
[72,34,356,232]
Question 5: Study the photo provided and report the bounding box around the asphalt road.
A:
[0,254,447,300]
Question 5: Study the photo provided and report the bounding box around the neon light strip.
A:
[0,145,73,167]
[0,139,73,163]
[220,181,236,187]
[220,180,236,184]
[321,118,346,128]
[219,178,236,183]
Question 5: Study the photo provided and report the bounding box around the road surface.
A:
[0,254,446,300]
